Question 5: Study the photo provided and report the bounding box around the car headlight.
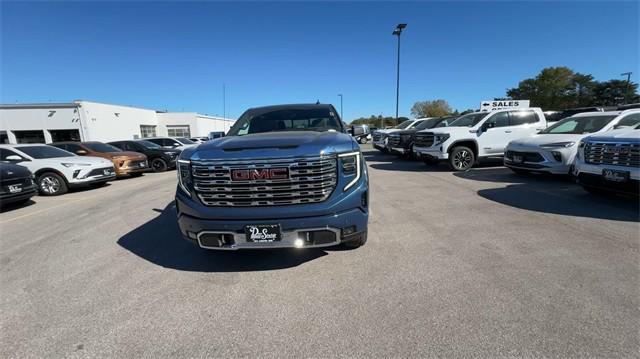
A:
[540,141,576,149]
[338,151,361,191]
[61,163,92,167]
[177,160,192,195]
[434,134,450,145]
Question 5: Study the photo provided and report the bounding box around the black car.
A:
[0,163,37,207]
[386,116,455,158]
[107,140,180,172]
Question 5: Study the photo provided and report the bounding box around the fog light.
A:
[342,226,356,237]
[72,170,81,179]
[294,239,304,248]
[552,151,562,162]
[187,231,197,239]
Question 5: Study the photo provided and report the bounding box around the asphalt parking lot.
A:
[1,144,638,358]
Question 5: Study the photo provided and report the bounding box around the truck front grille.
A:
[414,133,435,147]
[387,136,401,146]
[584,142,640,168]
[191,156,338,207]
[372,132,384,142]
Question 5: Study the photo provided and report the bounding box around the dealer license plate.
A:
[245,224,281,243]
[512,155,524,163]
[602,169,629,183]
[8,185,22,193]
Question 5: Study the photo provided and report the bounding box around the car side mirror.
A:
[76,150,87,155]
[5,155,23,162]
[481,122,495,132]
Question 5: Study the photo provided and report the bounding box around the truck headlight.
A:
[177,160,192,195]
[338,151,361,191]
[434,134,450,145]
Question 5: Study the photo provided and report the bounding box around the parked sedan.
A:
[504,109,640,175]
[144,137,197,151]
[108,140,180,172]
[0,144,115,196]
[0,163,37,207]
[51,141,149,178]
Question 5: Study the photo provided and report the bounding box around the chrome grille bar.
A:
[192,156,338,207]
[584,142,640,168]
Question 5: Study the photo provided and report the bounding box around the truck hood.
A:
[585,128,640,142]
[509,133,586,147]
[189,131,356,160]
[417,126,474,136]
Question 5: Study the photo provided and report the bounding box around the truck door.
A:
[477,111,510,156]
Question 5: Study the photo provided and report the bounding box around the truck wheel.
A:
[343,231,367,248]
[37,172,68,196]
[448,146,475,171]
[151,158,168,172]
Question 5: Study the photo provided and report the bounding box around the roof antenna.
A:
[316,100,320,105]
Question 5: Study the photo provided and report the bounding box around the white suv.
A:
[413,108,546,171]
[372,119,430,152]
[573,126,639,196]
[0,144,116,196]
[505,110,640,175]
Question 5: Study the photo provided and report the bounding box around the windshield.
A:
[175,137,195,144]
[448,113,488,127]
[227,107,342,136]
[137,140,161,149]
[18,145,74,159]
[541,115,617,134]
[84,142,122,153]
[393,121,413,129]
[415,118,448,130]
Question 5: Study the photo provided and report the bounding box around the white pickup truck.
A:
[413,108,546,171]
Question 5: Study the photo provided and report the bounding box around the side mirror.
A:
[5,155,23,162]
[76,150,87,155]
[481,122,495,132]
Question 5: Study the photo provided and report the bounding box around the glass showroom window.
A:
[140,125,157,138]
[167,126,191,137]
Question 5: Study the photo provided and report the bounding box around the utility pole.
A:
[621,72,632,105]
[222,83,226,131]
[337,94,343,121]
[392,24,407,123]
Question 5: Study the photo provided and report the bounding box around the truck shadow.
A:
[454,169,640,222]
[117,202,329,272]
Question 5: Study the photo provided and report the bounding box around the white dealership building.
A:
[0,100,235,144]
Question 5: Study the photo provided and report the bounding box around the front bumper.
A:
[574,160,639,195]
[414,146,448,160]
[504,146,575,175]
[68,167,116,186]
[113,159,150,176]
[0,187,37,205]
[177,205,368,250]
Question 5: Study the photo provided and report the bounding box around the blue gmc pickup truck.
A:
[175,103,369,250]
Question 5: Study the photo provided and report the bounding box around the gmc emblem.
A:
[230,168,289,181]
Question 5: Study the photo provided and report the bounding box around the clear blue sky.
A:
[1,1,638,121]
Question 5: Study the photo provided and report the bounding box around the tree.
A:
[593,80,639,106]
[410,99,453,118]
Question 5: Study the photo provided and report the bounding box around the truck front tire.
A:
[448,146,475,171]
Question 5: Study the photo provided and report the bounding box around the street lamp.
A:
[621,72,632,105]
[337,94,343,121]
[392,23,407,123]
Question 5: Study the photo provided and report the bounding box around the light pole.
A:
[337,94,343,121]
[621,72,632,105]
[392,23,407,124]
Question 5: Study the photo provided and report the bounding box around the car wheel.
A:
[343,231,367,248]
[448,146,475,171]
[151,158,168,172]
[510,168,530,176]
[37,172,68,196]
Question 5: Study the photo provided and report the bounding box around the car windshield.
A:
[227,107,343,136]
[393,121,412,129]
[415,118,447,130]
[137,140,161,149]
[18,145,74,159]
[541,115,617,134]
[448,113,489,127]
[84,142,122,153]
[175,137,195,144]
